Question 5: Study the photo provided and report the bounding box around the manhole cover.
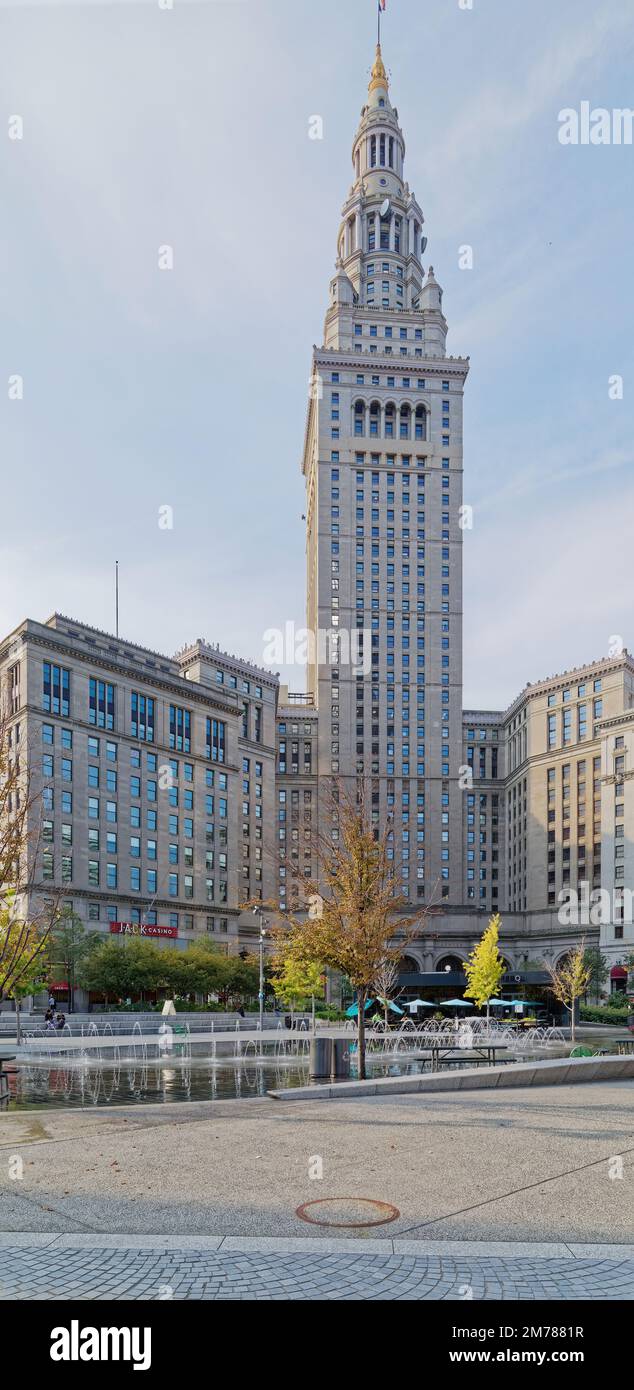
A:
[295,1197,400,1228]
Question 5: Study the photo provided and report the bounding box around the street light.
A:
[252,907,269,1034]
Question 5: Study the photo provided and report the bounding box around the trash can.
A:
[309,1036,333,1080]
[331,1038,351,1079]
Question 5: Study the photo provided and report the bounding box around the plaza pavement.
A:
[0,1080,632,1298]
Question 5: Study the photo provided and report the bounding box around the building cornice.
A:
[313,346,470,375]
[503,651,634,723]
[11,629,239,718]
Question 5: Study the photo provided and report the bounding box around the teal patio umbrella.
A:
[443,999,474,1008]
[376,997,404,1015]
[346,999,375,1018]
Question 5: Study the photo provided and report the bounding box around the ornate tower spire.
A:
[369,42,389,96]
[324,42,437,345]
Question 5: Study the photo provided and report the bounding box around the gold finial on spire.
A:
[369,43,389,94]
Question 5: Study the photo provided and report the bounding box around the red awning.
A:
[49,981,69,990]
[610,966,627,979]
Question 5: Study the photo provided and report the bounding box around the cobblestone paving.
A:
[1,1247,633,1300]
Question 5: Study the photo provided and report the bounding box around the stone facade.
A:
[303,45,468,909]
[0,614,277,957]
[275,689,318,917]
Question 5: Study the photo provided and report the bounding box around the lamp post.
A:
[253,908,268,1034]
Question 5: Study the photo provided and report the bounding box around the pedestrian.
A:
[48,995,56,1011]
[56,1013,66,1031]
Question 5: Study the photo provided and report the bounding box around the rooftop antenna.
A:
[377,0,386,46]
[115,560,119,638]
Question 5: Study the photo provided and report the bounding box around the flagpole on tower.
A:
[377,1,385,48]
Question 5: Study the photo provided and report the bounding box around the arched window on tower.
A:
[389,136,394,169]
[369,401,380,438]
[385,403,395,439]
[415,405,427,441]
[394,218,401,253]
[380,217,390,251]
[379,134,386,166]
[399,404,411,440]
[367,215,376,251]
[370,135,377,168]
[354,400,365,437]
[355,149,360,179]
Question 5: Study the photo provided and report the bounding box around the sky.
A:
[1,0,633,710]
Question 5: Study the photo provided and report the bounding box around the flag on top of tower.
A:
[379,0,386,11]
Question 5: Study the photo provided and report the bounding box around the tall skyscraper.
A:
[302,43,469,905]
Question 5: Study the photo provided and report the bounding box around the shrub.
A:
[580,1003,630,1025]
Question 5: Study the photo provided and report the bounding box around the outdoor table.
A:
[427,1042,510,1072]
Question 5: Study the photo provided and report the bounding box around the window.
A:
[207,717,226,763]
[169,705,191,752]
[43,663,70,717]
[131,692,155,742]
[89,677,115,730]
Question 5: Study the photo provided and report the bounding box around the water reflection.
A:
[7,1059,312,1109]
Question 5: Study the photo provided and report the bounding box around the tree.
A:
[0,900,50,1043]
[270,785,428,1079]
[0,704,61,1003]
[222,954,260,1007]
[372,958,401,1029]
[270,947,324,1024]
[582,946,609,1005]
[168,939,233,1000]
[48,910,100,1013]
[77,937,172,1003]
[463,913,506,1022]
[545,945,592,1042]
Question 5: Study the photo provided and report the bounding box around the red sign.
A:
[110,923,178,939]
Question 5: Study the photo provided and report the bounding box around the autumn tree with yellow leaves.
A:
[271,785,430,1078]
[0,704,61,1028]
[545,944,591,1043]
[463,913,506,1022]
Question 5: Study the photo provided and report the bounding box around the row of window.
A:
[43,853,229,901]
[547,702,600,748]
[43,666,229,758]
[83,902,229,933]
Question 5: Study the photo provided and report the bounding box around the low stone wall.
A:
[269,1053,634,1102]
